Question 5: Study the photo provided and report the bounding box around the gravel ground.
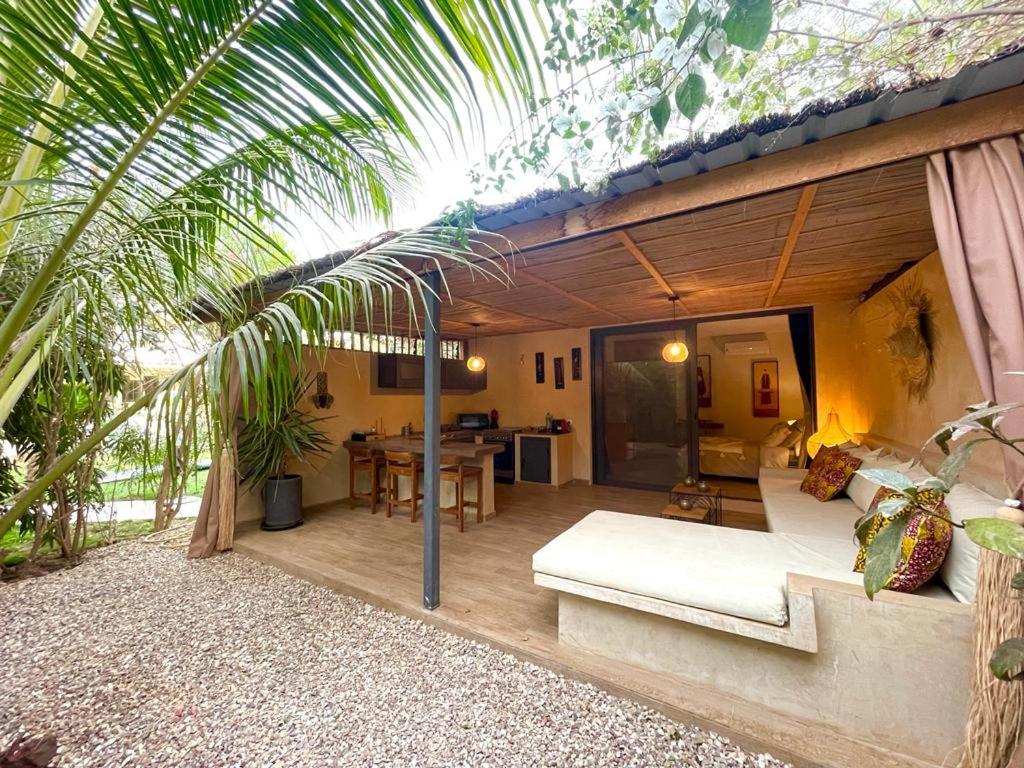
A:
[1,543,791,767]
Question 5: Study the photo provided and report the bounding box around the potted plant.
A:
[237,374,333,531]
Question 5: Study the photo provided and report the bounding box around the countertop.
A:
[342,437,503,458]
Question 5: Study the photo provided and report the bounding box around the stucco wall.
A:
[459,327,593,482]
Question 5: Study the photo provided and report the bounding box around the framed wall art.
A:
[752,359,779,418]
[554,356,565,390]
[535,352,545,384]
[571,347,582,380]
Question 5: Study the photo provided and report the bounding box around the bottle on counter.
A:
[544,412,553,432]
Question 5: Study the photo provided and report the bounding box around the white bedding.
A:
[533,510,863,626]
[699,436,747,456]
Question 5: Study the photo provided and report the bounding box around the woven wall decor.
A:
[885,283,937,402]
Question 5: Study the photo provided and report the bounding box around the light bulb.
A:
[466,355,486,372]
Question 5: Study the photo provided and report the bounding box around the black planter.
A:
[261,474,303,531]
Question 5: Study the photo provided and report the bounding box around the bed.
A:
[698,422,804,479]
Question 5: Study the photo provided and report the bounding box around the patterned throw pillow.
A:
[853,487,953,593]
[799,448,862,501]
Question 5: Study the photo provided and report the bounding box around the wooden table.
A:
[662,482,723,525]
[342,438,503,519]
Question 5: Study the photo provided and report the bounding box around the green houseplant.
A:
[856,399,1024,677]
[236,375,332,531]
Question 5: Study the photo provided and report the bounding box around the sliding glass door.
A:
[592,322,696,489]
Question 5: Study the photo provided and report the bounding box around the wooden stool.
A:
[348,446,384,513]
[385,451,424,521]
[440,455,483,532]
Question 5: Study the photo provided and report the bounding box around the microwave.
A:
[457,413,490,430]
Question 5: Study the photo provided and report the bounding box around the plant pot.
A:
[261,474,303,531]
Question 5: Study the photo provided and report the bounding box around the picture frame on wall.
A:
[535,352,545,384]
[696,354,711,408]
[752,359,780,418]
[554,357,565,390]
[571,347,582,380]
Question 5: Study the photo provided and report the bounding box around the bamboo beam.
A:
[515,267,627,321]
[490,85,1024,254]
[615,230,677,298]
[764,185,819,307]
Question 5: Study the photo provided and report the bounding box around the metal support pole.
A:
[422,270,441,610]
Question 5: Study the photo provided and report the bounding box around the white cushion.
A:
[759,468,861,541]
[762,422,793,447]
[532,510,862,626]
[941,483,996,603]
[846,456,913,513]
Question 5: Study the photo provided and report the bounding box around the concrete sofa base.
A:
[551,576,973,768]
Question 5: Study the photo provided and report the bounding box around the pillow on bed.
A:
[762,422,793,447]
[800,447,862,501]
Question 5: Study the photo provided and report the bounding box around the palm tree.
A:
[0,0,541,537]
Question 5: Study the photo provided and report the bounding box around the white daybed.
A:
[533,453,995,767]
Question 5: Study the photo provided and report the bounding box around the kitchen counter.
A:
[342,437,502,458]
[342,437,501,518]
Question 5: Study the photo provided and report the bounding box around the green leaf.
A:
[964,518,1024,560]
[863,515,909,599]
[650,94,671,134]
[857,468,915,492]
[990,638,1024,680]
[679,5,702,41]
[936,439,983,489]
[674,73,706,120]
[723,0,773,51]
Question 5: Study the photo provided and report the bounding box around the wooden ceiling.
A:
[429,156,935,337]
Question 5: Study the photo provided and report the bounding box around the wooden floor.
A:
[231,483,830,765]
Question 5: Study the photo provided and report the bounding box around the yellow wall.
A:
[814,252,984,446]
[460,327,593,481]
[696,316,806,441]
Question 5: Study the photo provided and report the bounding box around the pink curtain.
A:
[928,135,1024,768]
[927,135,1024,498]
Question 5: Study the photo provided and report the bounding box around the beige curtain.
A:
[187,359,243,559]
[927,134,1024,768]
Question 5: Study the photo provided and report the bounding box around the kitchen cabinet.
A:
[375,354,486,393]
[515,432,573,486]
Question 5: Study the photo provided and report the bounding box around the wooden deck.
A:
[233,483,836,767]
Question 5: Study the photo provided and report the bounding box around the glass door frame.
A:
[590,306,818,492]
[590,318,698,492]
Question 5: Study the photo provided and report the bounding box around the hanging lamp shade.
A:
[466,323,486,372]
[807,408,853,458]
[661,340,689,363]
[661,295,688,364]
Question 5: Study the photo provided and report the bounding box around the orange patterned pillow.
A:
[799,447,862,501]
[853,487,952,593]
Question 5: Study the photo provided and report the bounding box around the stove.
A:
[457,414,522,483]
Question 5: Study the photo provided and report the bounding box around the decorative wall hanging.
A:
[554,357,565,390]
[886,282,936,402]
[696,354,712,408]
[535,352,545,384]
[310,371,334,409]
[752,359,779,418]
[571,347,582,380]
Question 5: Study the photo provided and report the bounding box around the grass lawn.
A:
[100,468,208,502]
[1,517,193,568]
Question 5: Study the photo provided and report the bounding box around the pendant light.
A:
[466,323,486,372]
[661,295,689,364]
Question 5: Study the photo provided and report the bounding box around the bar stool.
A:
[440,455,483,532]
[385,450,424,522]
[348,446,384,513]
